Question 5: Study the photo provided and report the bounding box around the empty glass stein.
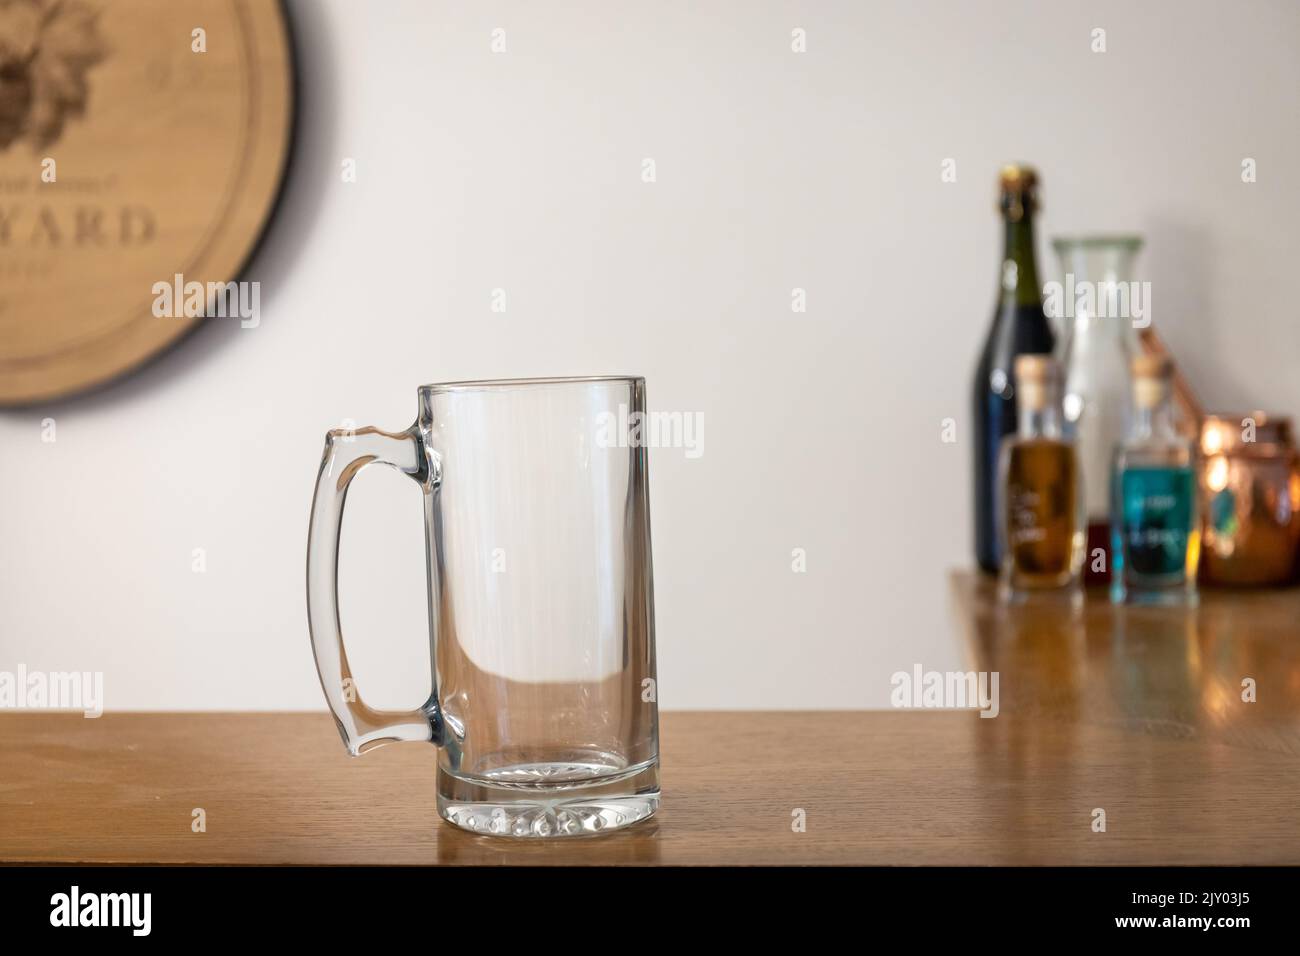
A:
[307,377,661,837]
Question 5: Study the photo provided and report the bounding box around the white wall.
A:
[2,0,1297,710]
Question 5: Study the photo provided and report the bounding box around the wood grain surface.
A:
[0,0,293,404]
[2,572,1298,865]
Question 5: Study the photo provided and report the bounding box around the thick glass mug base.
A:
[437,757,660,838]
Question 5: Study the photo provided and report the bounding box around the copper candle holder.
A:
[1198,414,1300,587]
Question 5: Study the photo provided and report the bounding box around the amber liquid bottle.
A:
[972,166,1055,572]
[998,355,1085,602]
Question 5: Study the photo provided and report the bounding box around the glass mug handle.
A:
[306,424,438,755]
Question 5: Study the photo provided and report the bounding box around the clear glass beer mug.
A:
[307,377,661,837]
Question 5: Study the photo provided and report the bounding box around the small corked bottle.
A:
[997,355,1085,603]
[1110,354,1200,606]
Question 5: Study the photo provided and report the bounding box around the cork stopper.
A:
[1013,354,1057,412]
[1131,354,1173,409]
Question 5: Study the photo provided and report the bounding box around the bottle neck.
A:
[1001,216,1041,307]
[1129,396,1178,442]
[1018,403,1060,439]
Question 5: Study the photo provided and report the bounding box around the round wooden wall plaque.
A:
[0,0,294,404]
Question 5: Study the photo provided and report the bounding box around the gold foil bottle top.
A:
[1013,353,1056,411]
[999,164,1040,222]
[1131,354,1173,409]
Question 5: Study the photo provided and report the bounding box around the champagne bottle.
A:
[972,165,1056,573]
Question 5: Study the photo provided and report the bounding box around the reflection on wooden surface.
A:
[955,571,1300,755]
[955,571,1300,864]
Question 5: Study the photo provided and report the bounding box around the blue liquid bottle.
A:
[1110,355,1200,605]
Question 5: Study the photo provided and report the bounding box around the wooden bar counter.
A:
[2,572,1297,865]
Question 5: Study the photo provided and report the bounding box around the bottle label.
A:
[1004,442,1078,578]
[1119,467,1195,577]
[1008,487,1049,545]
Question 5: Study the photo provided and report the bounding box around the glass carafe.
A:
[1051,236,1144,583]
